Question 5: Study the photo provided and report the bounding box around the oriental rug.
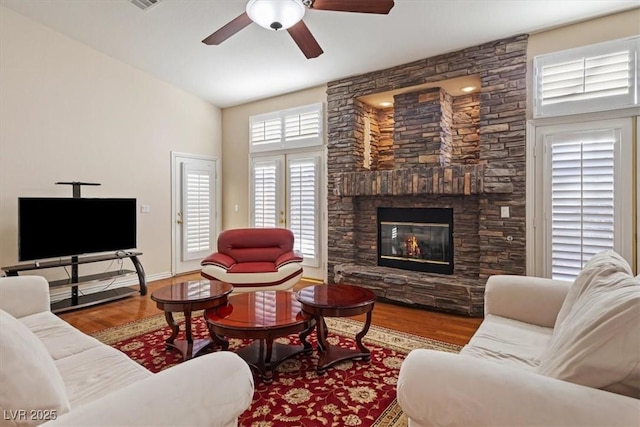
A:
[92,314,460,427]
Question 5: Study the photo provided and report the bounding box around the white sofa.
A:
[0,275,254,427]
[397,251,640,427]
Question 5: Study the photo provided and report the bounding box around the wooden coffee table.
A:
[296,284,376,374]
[150,280,233,360]
[205,290,315,383]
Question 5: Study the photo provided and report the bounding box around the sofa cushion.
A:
[538,271,640,398]
[0,309,70,426]
[461,314,554,370]
[55,345,151,407]
[554,250,632,329]
[18,312,102,360]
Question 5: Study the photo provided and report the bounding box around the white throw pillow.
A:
[554,250,632,329]
[538,272,640,398]
[0,309,70,426]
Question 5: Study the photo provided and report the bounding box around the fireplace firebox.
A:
[377,207,454,274]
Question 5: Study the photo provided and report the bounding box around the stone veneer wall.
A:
[326,35,528,316]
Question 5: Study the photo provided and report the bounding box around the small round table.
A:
[296,284,376,374]
[150,280,233,360]
[205,291,315,383]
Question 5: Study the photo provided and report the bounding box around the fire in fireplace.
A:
[377,207,454,274]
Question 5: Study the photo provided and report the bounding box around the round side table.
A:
[295,284,376,374]
[151,280,233,360]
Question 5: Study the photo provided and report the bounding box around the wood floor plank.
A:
[59,273,482,346]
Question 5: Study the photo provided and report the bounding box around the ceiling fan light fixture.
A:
[246,0,306,31]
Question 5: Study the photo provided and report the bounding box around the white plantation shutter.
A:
[546,130,617,281]
[288,155,320,267]
[251,158,281,227]
[534,36,639,117]
[250,113,282,153]
[181,162,214,261]
[284,104,322,147]
[249,103,323,152]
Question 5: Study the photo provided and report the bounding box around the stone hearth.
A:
[326,35,528,316]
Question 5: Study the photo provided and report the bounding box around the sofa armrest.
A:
[0,276,51,318]
[201,252,236,270]
[484,275,571,327]
[45,352,254,427]
[398,349,640,427]
[274,251,303,269]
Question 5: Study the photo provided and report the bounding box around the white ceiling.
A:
[1,0,638,108]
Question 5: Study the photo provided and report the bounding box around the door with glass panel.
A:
[534,119,633,281]
[171,153,218,275]
[251,151,323,279]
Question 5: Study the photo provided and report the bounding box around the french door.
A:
[532,118,634,280]
[251,151,324,279]
[171,153,219,275]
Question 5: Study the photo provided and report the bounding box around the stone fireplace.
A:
[377,207,453,275]
[326,35,528,316]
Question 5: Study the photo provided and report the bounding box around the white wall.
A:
[0,6,221,281]
[221,85,327,230]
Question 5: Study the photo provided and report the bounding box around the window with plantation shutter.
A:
[250,103,323,152]
[547,133,615,280]
[534,36,639,118]
[250,114,282,152]
[288,155,320,267]
[181,161,213,261]
[535,119,634,282]
[284,104,322,147]
[251,157,281,228]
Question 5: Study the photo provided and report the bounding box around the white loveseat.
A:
[0,275,254,427]
[397,251,640,427]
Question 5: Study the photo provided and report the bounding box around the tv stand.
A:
[2,252,147,313]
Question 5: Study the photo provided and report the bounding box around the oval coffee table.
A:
[205,290,315,383]
[150,280,233,360]
[296,284,376,374]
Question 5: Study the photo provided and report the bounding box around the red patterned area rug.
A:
[92,314,460,427]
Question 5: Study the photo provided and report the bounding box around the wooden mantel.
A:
[333,163,515,197]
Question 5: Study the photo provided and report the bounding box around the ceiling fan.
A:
[202,0,395,59]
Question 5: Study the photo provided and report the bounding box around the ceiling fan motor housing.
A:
[246,0,306,31]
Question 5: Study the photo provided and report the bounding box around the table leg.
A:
[183,308,194,360]
[316,316,328,354]
[299,319,315,355]
[263,339,274,384]
[355,309,372,361]
[207,324,229,350]
[164,311,179,346]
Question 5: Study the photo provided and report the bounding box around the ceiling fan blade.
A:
[287,21,324,59]
[202,12,253,45]
[310,0,394,14]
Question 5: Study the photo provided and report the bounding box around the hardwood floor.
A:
[59,273,483,346]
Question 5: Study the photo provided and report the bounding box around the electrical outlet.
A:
[501,206,509,218]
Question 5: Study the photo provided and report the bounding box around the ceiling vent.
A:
[130,0,160,11]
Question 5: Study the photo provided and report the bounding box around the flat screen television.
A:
[18,197,137,261]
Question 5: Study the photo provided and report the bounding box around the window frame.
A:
[533,36,639,118]
[530,117,634,279]
[249,102,324,153]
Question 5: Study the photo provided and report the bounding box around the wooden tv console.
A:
[2,251,147,313]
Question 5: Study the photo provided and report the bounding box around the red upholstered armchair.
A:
[201,228,303,292]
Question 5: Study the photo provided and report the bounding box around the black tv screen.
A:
[18,198,137,261]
